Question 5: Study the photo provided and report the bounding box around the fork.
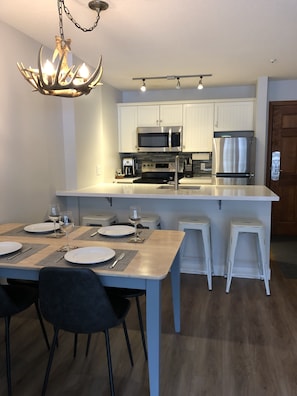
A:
[109,252,125,269]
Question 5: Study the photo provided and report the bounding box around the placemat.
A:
[35,248,138,272]
[76,227,153,243]
[0,243,48,264]
[0,225,65,238]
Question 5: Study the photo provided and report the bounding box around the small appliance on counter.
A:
[122,157,135,177]
[184,158,193,178]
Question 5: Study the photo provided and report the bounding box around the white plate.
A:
[24,222,60,233]
[0,241,23,256]
[64,247,115,265]
[98,225,135,237]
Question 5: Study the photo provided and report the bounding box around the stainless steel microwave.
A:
[137,126,183,152]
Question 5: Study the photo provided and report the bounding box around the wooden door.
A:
[266,101,297,236]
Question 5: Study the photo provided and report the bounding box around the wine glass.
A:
[129,206,143,242]
[59,211,75,251]
[48,204,60,238]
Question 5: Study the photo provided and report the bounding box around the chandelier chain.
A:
[58,0,100,38]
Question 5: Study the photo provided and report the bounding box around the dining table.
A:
[0,223,184,396]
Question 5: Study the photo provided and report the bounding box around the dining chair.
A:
[0,283,49,396]
[103,223,148,360]
[83,288,147,361]
[6,278,50,349]
[38,267,134,396]
[106,287,147,360]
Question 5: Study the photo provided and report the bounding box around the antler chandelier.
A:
[17,0,108,98]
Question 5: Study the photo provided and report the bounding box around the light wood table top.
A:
[0,223,184,280]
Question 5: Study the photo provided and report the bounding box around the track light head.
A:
[197,76,204,90]
[176,77,181,89]
[140,79,146,92]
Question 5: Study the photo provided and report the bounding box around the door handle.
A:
[271,151,281,181]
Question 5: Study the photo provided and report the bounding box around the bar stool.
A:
[81,213,117,226]
[225,218,270,295]
[139,213,161,229]
[178,217,213,290]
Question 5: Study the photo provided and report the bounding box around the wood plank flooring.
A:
[1,241,297,395]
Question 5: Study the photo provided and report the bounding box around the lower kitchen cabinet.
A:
[183,103,214,152]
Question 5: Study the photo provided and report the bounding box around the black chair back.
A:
[39,267,120,333]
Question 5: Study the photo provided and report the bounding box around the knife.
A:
[8,247,32,260]
[109,252,125,269]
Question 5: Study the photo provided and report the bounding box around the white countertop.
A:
[56,183,279,201]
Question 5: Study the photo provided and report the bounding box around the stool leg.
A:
[201,228,212,291]
[226,230,238,293]
[257,230,270,296]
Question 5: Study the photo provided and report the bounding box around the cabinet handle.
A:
[214,107,218,128]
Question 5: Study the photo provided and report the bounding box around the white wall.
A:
[74,82,121,188]
[268,79,297,101]
[0,21,121,222]
[0,22,65,222]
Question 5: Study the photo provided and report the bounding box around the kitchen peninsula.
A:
[57,184,279,280]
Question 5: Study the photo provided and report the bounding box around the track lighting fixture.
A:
[197,76,204,90]
[133,73,212,91]
[140,79,146,92]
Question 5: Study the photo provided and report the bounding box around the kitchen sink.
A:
[157,185,201,190]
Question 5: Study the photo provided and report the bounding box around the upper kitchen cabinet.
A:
[137,104,183,126]
[183,103,214,152]
[214,100,255,131]
[118,105,138,152]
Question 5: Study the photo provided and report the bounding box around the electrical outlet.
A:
[96,164,101,176]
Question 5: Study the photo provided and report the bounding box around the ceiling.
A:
[1,0,297,91]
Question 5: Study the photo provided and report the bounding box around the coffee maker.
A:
[122,157,135,177]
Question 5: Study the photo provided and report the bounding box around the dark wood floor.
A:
[1,238,297,396]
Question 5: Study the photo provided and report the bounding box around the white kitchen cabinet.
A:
[118,106,138,152]
[214,100,254,131]
[183,103,214,152]
[137,104,183,126]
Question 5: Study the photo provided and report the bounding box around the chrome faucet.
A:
[174,155,179,190]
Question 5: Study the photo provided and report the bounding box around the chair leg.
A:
[42,328,59,396]
[5,317,12,396]
[73,333,78,358]
[34,302,50,350]
[122,320,134,367]
[135,296,148,360]
[86,334,92,357]
[104,329,115,396]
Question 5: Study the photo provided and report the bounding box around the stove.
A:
[133,161,182,184]
[133,174,172,184]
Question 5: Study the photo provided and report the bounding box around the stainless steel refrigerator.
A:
[212,132,256,185]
